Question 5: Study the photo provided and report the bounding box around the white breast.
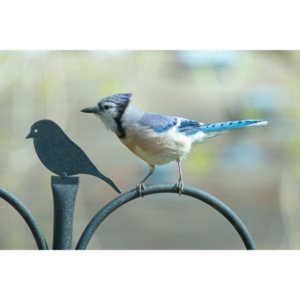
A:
[119,121,192,166]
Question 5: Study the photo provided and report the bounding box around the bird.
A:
[81,93,268,195]
[26,119,121,194]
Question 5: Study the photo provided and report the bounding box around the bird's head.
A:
[26,119,62,139]
[81,93,132,131]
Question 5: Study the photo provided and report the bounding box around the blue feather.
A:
[138,113,177,133]
[199,120,267,132]
[178,119,268,136]
[178,118,201,133]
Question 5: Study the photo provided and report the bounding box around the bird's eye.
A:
[103,105,110,110]
[34,129,38,133]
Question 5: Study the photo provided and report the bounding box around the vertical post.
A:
[51,176,79,250]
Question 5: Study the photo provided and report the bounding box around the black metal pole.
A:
[0,187,48,250]
[51,176,79,250]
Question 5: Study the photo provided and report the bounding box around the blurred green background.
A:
[0,50,298,249]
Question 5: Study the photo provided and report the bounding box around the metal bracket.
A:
[76,184,256,250]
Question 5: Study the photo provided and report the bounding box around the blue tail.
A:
[199,119,268,133]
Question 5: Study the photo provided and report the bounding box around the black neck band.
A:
[115,117,126,138]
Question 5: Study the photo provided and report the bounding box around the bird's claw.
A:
[176,180,184,195]
[137,183,145,197]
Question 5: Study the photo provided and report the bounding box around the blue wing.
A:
[138,114,203,134]
[138,114,267,136]
[177,118,203,135]
[138,113,177,133]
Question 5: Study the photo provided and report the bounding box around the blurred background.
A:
[0,50,298,249]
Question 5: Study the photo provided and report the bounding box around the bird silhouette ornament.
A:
[26,119,121,193]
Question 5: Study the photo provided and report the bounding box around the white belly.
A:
[119,124,192,165]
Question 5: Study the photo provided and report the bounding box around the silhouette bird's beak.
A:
[81,106,99,114]
[26,131,33,139]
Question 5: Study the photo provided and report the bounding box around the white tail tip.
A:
[248,120,269,127]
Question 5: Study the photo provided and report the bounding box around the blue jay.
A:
[81,93,268,195]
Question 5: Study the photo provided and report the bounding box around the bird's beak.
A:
[81,106,99,114]
[26,131,33,139]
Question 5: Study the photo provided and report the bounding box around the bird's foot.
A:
[137,183,145,197]
[176,180,184,195]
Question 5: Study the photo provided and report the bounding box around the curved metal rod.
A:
[76,184,256,250]
[0,187,48,250]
